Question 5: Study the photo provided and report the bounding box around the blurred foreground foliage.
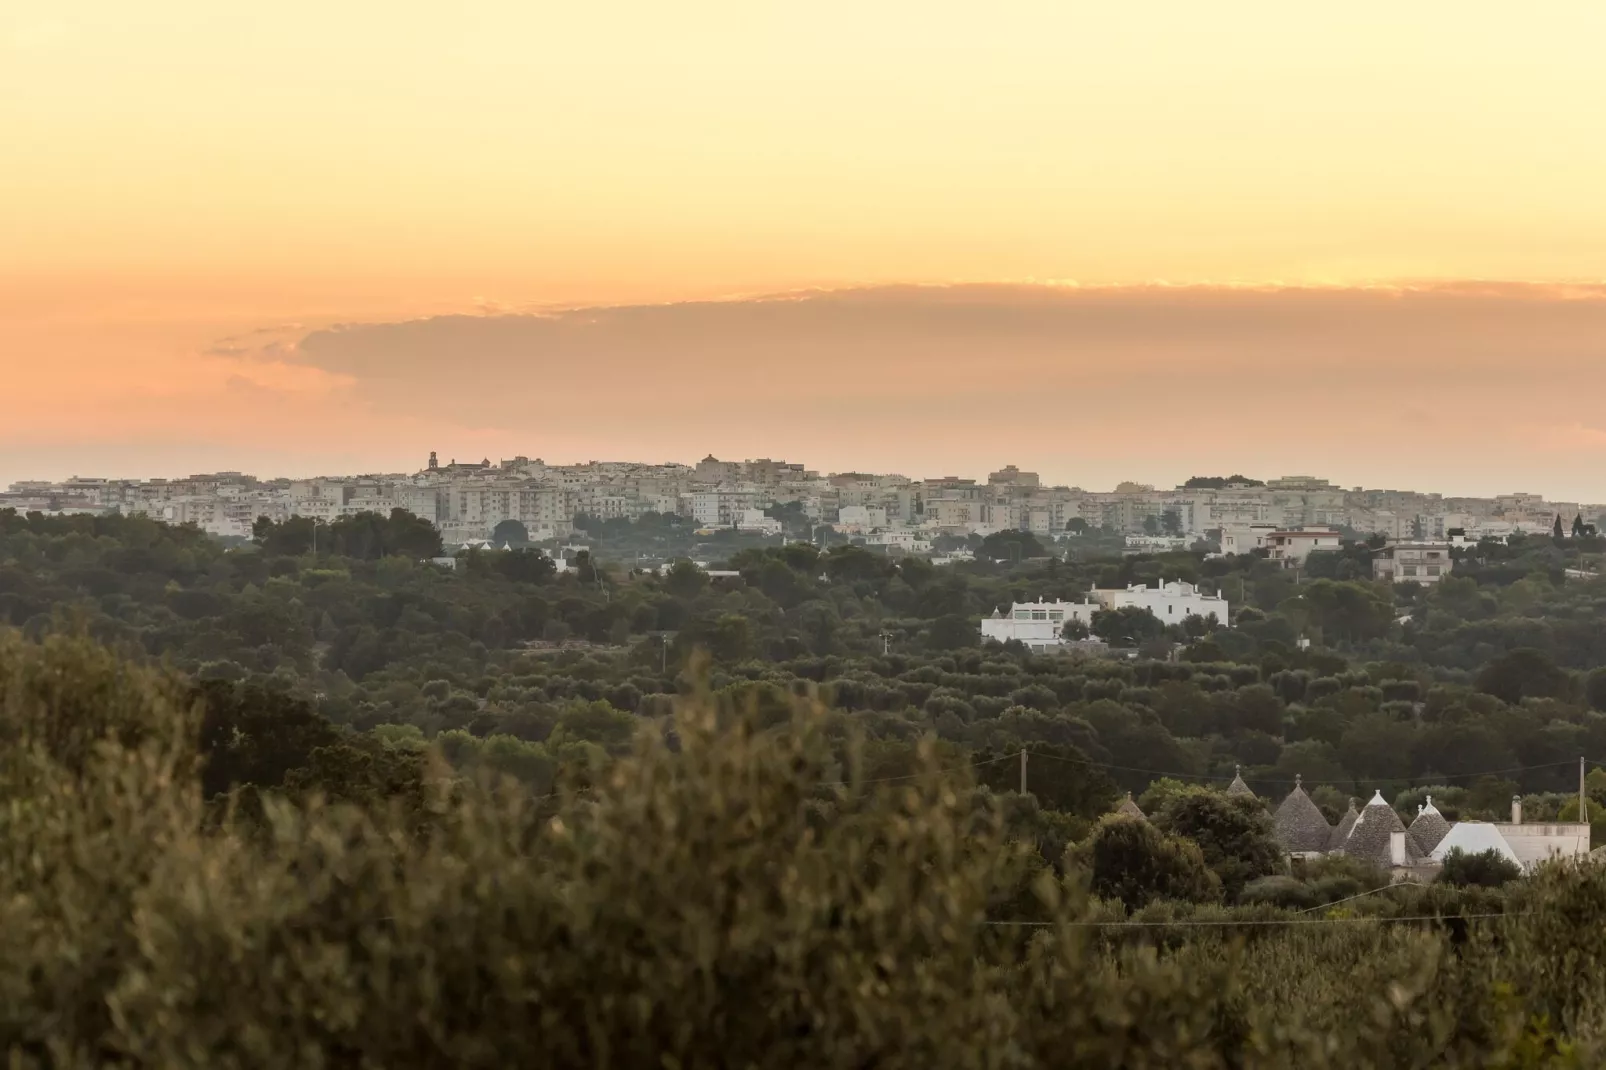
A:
[4,629,1606,1068]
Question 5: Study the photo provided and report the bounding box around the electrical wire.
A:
[524,750,1022,802]
[985,911,1525,929]
[1022,747,1582,789]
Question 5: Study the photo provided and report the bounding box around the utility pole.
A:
[1582,756,1589,826]
[879,630,892,656]
[1019,747,1028,795]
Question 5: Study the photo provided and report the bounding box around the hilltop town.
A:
[6,455,1599,553]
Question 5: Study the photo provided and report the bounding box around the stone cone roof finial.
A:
[1328,796,1361,851]
[1116,791,1147,820]
[1409,792,1452,853]
[1226,765,1255,798]
[1341,789,1426,867]
[1274,772,1333,854]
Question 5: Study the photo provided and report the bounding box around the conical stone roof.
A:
[1408,796,1452,854]
[1116,792,1146,820]
[1338,790,1424,867]
[1274,775,1333,854]
[1226,765,1255,799]
[1329,798,1359,850]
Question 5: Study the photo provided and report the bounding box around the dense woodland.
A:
[7,505,1606,1063]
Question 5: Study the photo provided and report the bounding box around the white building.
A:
[865,530,931,552]
[1090,580,1228,626]
[1431,817,1589,872]
[836,505,888,531]
[691,488,759,527]
[1220,524,1277,556]
[980,598,1100,650]
[1372,540,1453,585]
[734,508,783,536]
[1124,534,1188,553]
[1263,528,1343,568]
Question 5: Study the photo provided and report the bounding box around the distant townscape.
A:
[6,455,1598,554]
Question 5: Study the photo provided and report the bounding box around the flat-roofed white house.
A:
[1373,540,1454,585]
[1427,797,1588,872]
[1220,524,1277,556]
[980,598,1099,650]
[1089,580,1229,626]
[1263,528,1343,568]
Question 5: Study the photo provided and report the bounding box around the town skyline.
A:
[8,456,1598,552]
[7,449,1604,513]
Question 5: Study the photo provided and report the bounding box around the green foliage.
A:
[1476,649,1574,705]
[7,629,1606,1064]
[490,518,529,548]
[1153,791,1285,901]
[977,529,1046,563]
[1079,814,1222,909]
[195,680,341,797]
[254,508,443,559]
[1585,668,1606,713]
[0,630,203,1062]
[975,742,1118,821]
[1182,475,1264,489]
[1437,847,1523,888]
[1091,605,1166,645]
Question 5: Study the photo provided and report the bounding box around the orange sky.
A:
[5,3,1606,495]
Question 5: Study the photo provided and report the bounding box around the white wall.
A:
[1093,581,1228,625]
[980,599,1100,648]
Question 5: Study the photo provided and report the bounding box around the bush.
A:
[1153,791,1285,902]
[4,628,1606,1066]
[1078,815,1222,909]
[1239,875,1318,911]
[1437,847,1523,888]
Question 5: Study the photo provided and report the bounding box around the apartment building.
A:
[691,488,759,527]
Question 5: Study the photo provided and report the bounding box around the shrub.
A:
[2,629,1604,1066]
[1077,815,1222,909]
[1438,847,1523,888]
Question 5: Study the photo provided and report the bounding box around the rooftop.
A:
[1273,776,1333,854]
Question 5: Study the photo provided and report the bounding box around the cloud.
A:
[10,281,1604,494]
[269,282,1606,495]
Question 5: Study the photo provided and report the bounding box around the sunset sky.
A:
[6,2,1606,496]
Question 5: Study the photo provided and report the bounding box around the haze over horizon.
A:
[7,3,1606,496]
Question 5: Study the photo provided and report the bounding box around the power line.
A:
[524,750,1021,802]
[1022,748,1582,788]
[524,751,1591,806]
[827,750,1021,788]
[985,911,1524,929]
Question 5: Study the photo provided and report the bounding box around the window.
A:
[1426,565,1441,576]
[1031,611,1047,621]
[1049,611,1063,621]
[1403,565,1418,577]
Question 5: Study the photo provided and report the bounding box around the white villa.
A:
[1090,579,1229,626]
[980,598,1100,650]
